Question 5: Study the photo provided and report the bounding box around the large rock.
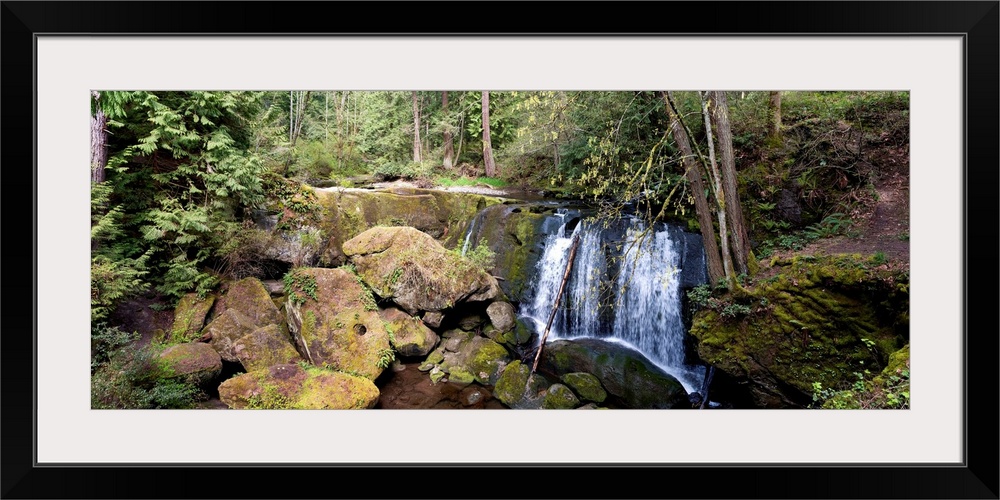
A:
[218,363,379,409]
[169,293,215,343]
[486,301,517,333]
[232,324,303,372]
[539,338,689,409]
[379,307,439,358]
[205,309,257,362]
[343,226,501,315]
[690,254,909,408]
[212,277,283,328]
[158,342,222,386]
[284,267,391,380]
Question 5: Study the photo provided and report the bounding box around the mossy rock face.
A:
[494,360,550,409]
[212,277,283,328]
[206,309,258,362]
[284,267,391,381]
[169,293,215,343]
[560,372,607,403]
[232,324,303,373]
[539,338,689,409]
[218,363,379,409]
[313,188,503,266]
[690,254,909,408]
[464,205,547,302]
[542,383,581,409]
[379,307,440,358]
[158,342,222,386]
[343,226,501,315]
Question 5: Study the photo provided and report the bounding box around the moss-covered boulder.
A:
[342,226,501,315]
[560,372,607,403]
[205,309,257,362]
[422,311,445,329]
[494,360,550,409]
[486,301,517,333]
[690,254,909,408]
[218,363,379,409]
[158,342,222,386]
[312,188,503,266]
[379,307,440,357]
[542,383,581,409]
[212,277,283,328]
[539,338,689,409]
[169,293,215,343]
[232,324,303,372]
[284,267,391,380]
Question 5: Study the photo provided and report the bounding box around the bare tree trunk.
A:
[768,91,782,143]
[663,92,724,285]
[531,233,580,374]
[291,91,311,146]
[700,92,736,287]
[708,91,750,276]
[412,91,422,163]
[442,91,454,169]
[90,91,107,184]
[482,91,496,177]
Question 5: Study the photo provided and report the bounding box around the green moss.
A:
[691,254,909,407]
[494,361,530,406]
[560,372,606,403]
[446,366,475,385]
[542,384,580,409]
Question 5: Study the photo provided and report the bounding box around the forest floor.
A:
[758,168,910,277]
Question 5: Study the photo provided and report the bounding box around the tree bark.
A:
[482,91,496,177]
[90,91,107,184]
[412,91,422,163]
[531,233,581,374]
[768,91,782,142]
[708,91,750,276]
[442,91,454,169]
[700,92,737,287]
[663,92,725,285]
[291,91,311,146]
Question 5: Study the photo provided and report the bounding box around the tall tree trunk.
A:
[708,91,750,275]
[442,91,454,169]
[483,90,497,177]
[90,91,107,184]
[700,92,737,287]
[768,91,782,142]
[291,91,310,146]
[482,91,496,177]
[412,91,422,163]
[663,92,724,285]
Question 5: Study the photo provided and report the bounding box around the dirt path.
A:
[762,168,909,275]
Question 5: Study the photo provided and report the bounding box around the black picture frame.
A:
[2,2,997,498]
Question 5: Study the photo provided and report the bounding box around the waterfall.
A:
[521,214,706,394]
[461,216,478,256]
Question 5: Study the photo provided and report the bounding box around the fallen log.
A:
[531,233,581,374]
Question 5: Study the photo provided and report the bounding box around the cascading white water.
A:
[522,215,706,394]
[460,216,478,256]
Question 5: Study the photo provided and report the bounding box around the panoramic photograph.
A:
[89,90,910,410]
